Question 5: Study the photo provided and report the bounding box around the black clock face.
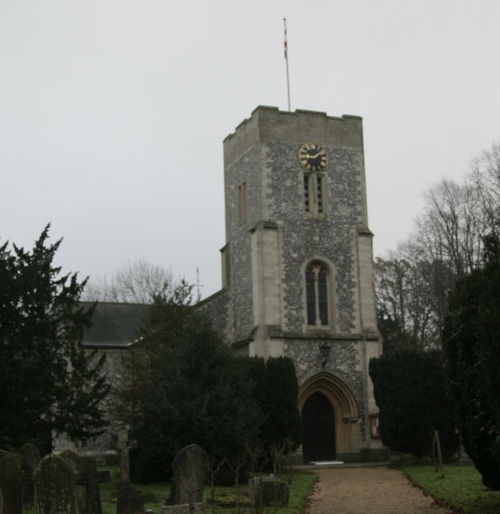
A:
[299,143,328,171]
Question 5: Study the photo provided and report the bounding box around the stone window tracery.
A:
[306,261,331,327]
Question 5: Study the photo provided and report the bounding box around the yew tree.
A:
[0,226,109,451]
[443,235,500,490]
[125,312,262,483]
[250,356,302,460]
[369,349,458,459]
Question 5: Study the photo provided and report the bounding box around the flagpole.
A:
[284,17,291,112]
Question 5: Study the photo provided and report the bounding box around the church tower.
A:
[203,106,384,462]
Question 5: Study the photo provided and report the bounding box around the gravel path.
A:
[304,466,453,514]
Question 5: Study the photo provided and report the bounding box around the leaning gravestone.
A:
[166,444,208,507]
[34,454,78,514]
[19,442,40,508]
[0,449,23,514]
[249,475,289,509]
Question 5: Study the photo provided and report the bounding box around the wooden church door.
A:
[302,392,336,462]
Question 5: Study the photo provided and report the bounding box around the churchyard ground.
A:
[95,466,316,514]
[304,464,500,514]
[404,464,500,513]
[88,463,500,514]
[16,461,500,513]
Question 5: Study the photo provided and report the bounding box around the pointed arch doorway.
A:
[302,391,335,461]
[299,372,360,463]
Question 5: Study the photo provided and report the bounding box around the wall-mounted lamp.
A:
[319,341,332,369]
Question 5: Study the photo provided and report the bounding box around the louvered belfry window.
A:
[303,173,326,217]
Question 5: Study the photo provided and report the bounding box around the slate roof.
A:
[81,302,149,350]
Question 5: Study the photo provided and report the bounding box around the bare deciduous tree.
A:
[83,258,177,303]
[469,141,500,239]
[375,142,500,352]
[375,253,445,351]
[415,178,484,277]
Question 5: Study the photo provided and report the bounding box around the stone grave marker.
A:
[116,483,144,514]
[19,442,40,508]
[249,475,289,509]
[165,444,208,510]
[34,453,78,514]
[60,449,109,514]
[0,449,23,514]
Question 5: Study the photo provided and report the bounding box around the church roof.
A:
[81,302,148,350]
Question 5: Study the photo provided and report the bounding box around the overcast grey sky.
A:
[1,0,499,298]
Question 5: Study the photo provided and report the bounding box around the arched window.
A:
[306,262,330,327]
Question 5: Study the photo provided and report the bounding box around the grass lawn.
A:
[403,464,500,513]
[99,467,317,514]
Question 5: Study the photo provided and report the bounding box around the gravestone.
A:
[116,483,144,514]
[34,454,78,514]
[249,475,289,508]
[19,442,40,508]
[166,444,208,506]
[60,449,108,514]
[0,450,23,514]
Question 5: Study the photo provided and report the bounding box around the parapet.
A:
[223,106,363,168]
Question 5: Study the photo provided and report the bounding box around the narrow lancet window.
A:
[306,262,330,327]
[237,182,247,225]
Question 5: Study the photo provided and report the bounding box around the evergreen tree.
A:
[369,349,458,459]
[123,310,262,483]
[118,290,302,482]
[250,356,302,461]
[443,235,500,490]
[112,280,194,423]
[0,226,110,451]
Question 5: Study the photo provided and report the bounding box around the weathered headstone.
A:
[19,442,40,508]
[116,483,144,514]
[0,450,23,514]
[60,449,108,514]
[249,475,289,508]
[34,454,78,514]
[166,444,208,507]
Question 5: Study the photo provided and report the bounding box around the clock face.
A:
[299,143,328,172]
